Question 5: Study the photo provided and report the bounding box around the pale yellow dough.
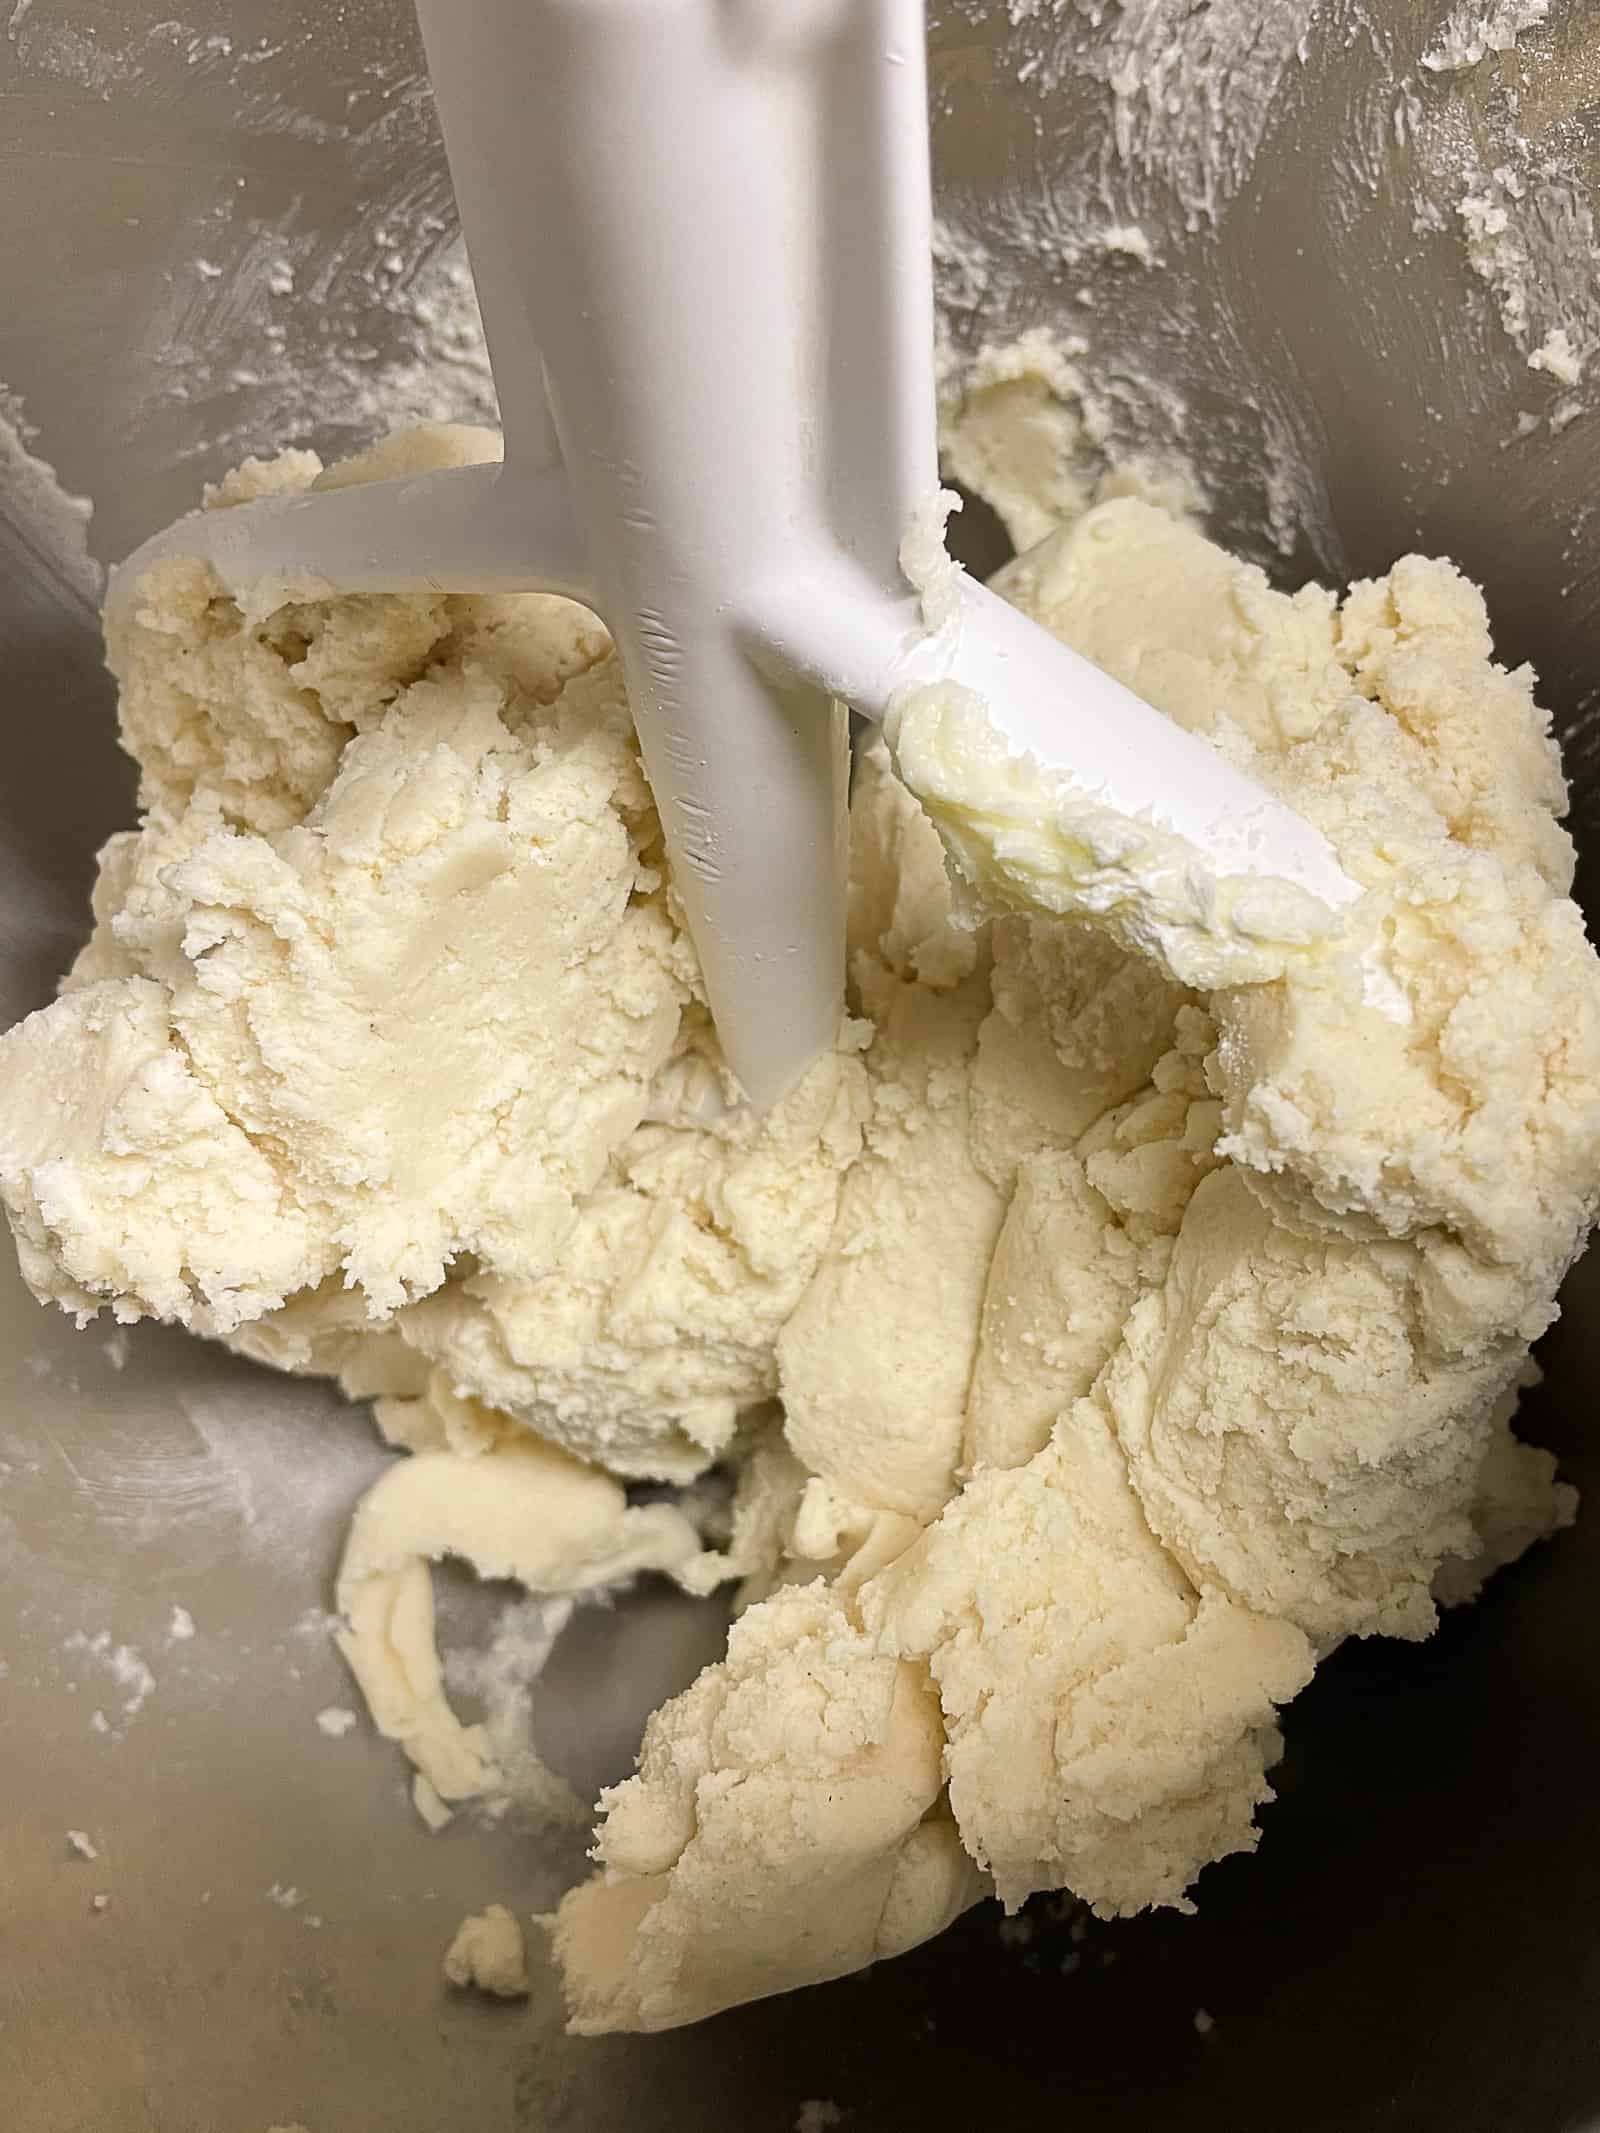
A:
[334,1426,702,1813]
[443,1904,530,1999]
[1,425,1595,2036]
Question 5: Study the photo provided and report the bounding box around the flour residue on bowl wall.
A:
[979,0,1318,232]
[930,0,1594,582]
[0,385,99,607]
[929,0,1348,570]
[2,0,496,550]
[1422,1,1550,74]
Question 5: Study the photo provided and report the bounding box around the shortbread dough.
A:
[443,1905,530,1999]
[1,423,1595,2033]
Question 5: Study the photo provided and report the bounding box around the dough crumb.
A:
[314,1705,358,1738]
[443,1904,530,1999]
[412,1774,455,1833]
[1096,223,1153,264]
[1194,2008,1216,2036]
[1529,327,1584,387]
[90,1893,110,1913]
[67,1632,155,1729]
[796,2105,845,2133]
[899,489,964,633]
[167,1604,195,1642]
[267,1883,303,1911]
[65,1830,98,1861]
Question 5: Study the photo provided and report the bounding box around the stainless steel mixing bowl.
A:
[3,4,1599,2128]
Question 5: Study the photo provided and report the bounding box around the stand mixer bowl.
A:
[2,4,1598,2127]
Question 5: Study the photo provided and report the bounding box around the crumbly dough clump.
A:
[443,1904,530,1999]
[1,428,1593,2034]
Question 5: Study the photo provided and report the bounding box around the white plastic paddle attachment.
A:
[412,0,949,1109]
[109,0,1358,1107]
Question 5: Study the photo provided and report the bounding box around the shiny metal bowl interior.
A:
[3,4,1600,2129]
